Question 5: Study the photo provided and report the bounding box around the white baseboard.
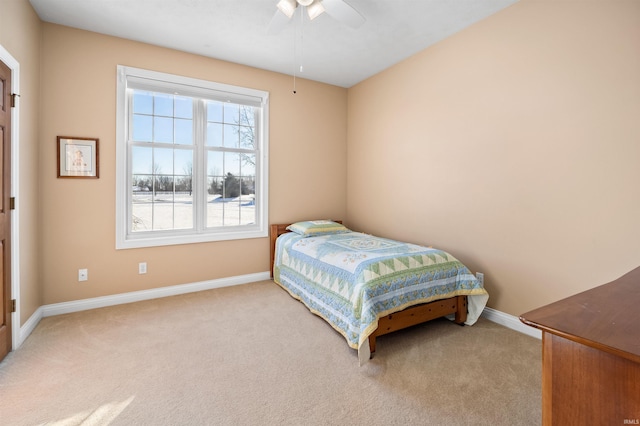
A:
[481,307,542,340]
[16,271,270,348]
[41,271,271,317]
[17,306,43,348]
[16,273,540,351]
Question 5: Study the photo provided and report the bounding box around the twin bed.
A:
[270,220,489,363]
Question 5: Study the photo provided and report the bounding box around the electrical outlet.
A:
[475,272,484,287]
[139,262,147,274]
[78,268,88,282]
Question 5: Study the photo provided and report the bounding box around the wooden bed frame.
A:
[269,223,468,354]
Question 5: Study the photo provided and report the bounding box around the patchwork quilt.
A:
[273,231,489,360]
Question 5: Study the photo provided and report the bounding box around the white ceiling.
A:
[29,0,518,88]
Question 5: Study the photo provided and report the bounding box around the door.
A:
[0,59,12,362]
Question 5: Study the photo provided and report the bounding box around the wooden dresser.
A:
[520,266,640,425]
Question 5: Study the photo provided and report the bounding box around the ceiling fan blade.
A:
[322,0,365,29]
[267,9,292,35]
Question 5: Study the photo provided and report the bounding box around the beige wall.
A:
[347,0,640,316]
[39,24,347,304]
[0,0,42,324]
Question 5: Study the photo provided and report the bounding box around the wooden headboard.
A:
[269,221,343,278]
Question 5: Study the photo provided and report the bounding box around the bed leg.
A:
[454,296,468,325]
[369,335,377,356]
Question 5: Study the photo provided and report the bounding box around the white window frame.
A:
[115,65,269,249]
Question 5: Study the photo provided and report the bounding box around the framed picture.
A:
[57,136,99,178]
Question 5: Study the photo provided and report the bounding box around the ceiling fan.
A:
[267,0,365,34]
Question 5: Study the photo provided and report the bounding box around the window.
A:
[116,66,269,249]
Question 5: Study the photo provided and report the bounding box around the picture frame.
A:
[57,136,99,179]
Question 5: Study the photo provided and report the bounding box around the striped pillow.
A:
[286,220,349,237]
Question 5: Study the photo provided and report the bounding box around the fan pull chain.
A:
[293,37,297,94]
[299,7,304,74]
[292,7,305,94]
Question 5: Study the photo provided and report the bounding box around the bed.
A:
[270,220,489,363]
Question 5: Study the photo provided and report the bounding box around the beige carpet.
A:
[0,281,541,425]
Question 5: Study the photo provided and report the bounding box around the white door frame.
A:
[0,43,22,350]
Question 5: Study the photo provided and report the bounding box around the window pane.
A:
[176,174,192,194]
[207,122,223,146]
[207,151,223,176]
[131,192,152,232]
[241,176,256,195]
[133,115,152,142]
[208,101,223,122]
[207,185,224,228]
[223,172,241,199]
[209,176,222,195]
[174,190,193,229]
[174,118,192,145]
[154,147,174,174]
[225,152,241,176]
[224,124,239,147]
[175,96,192,119]
[154,94,173,116]
[240,190,255,225]
[239,126,255,150]
[132,146,153,174]
[154,117,173,143]
[155,175,174,194]
[207,152,224,227]
[241,154,256,176]
[175,150,193,194]
[225,198,240,226]
[239,154,256,226]
[133,92,153,114]
[224,103,239,123]
[174,149,193,177]
[153,203,174,230]
[239,105,254,126]
[132,174,152,193]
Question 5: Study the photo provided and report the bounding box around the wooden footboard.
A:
[269,222,468,355]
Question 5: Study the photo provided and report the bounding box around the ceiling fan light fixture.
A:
[277,0,297,18]
[307,1,325,20]
[297,0,314,6]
